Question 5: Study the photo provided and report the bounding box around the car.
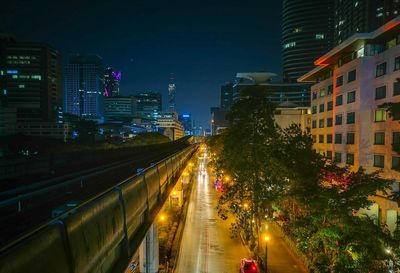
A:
[240,258,258,273]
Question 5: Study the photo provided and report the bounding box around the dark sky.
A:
[1,0,282,129]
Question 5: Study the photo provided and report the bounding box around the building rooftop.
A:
[298,15,400,83]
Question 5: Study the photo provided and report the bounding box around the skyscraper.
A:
[103,67,121,97]
[282,0,334,82]
[0,38,63,123]
[168,75,176,112]
[64,54,104,118]
[334,0,400,45]
[134,91,162,118]
[220,82,234,109]
[178,113,193,135]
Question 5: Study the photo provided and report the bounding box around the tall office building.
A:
[64,54,104,118]
[0,38,63,123]
[220,82,234,109]
[103,67,121,97]
[178,113,193,135]
[334,0,400,45]
[168,75,176,112]
[134,92,162,118]
[282,0,334,82]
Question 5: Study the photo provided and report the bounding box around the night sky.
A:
[1,0,282,129]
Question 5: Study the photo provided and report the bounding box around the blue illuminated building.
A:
[64,54,104,118]
[178,113,193,135]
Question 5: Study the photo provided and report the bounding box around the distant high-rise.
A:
[168,75,176,112]
[220,83,234,109]
[64,54,104,118]
[334,0,400,45]
[282,0,334,82]
[134,92,162,118]
[103,67,121,97]
[178,113,193,135]
[0,39,63,123]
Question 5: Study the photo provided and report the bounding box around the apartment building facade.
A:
[299,16,400,231]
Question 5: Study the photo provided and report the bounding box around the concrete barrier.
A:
[121,176,147,241]
[144,168,160,211]
[64,191,125,273]
[0,224,70,273]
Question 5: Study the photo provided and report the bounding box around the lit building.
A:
[178,113,193,135]
[168,76,176,112]
[134,92,162,118]
[234,72,311,107]
[274,107,311,132]
[103,67,121,97]
[64,54,104,118]
[155,112,184,141]
[210,107,228,135]
[220,82,234,109]
[334,0,400,45]
[0,39,63,124]
[299,16,400,231]
[282,0,334,82]
[104,96,136,122]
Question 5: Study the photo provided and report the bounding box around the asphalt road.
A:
[175,157,249,273]
[175,155,306,273]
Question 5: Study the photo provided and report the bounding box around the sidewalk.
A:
[264,222,308,273]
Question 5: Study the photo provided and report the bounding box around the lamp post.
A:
[263,235,270,273]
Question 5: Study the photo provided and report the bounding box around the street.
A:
[175,156,306,273]
[175,157,249,273]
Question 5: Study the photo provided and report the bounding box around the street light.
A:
[263,234,270,273]
[243,203,249,209]
[224,176,230,182]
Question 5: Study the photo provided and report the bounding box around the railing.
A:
[0,144,198,273]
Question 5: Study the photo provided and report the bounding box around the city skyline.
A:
[1,0,282,128]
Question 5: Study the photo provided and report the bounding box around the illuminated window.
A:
[375,109,387,122]
[283,42,296,49]
[18,84,25,88]
[320,89,326,97]
[315,34,325,40]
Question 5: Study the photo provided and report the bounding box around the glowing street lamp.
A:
[263,234,270,272]
[243,203,249,209]
[224,176,230,182]
[159,214,166,222]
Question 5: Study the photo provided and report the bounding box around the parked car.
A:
[240,258,258,273]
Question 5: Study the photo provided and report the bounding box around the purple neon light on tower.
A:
[104,67,121,97]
